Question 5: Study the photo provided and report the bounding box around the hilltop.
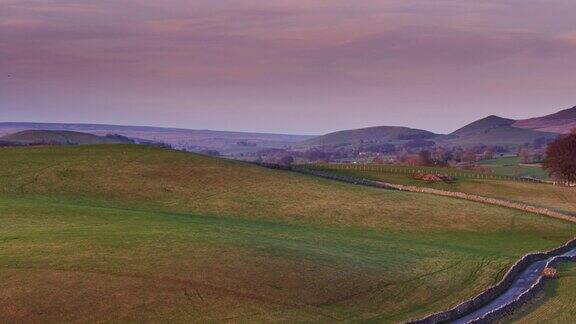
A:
[300,115,557,150]
[0,130,133,145]
[450,115,515,136]
[514,106,576,134]
[440,115,558,147]
[302,126,437,146]
[0,144,573,322]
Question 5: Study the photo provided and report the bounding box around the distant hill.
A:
[3,106,574,153]
[300,116,559,149]
[0,130,134,146]
[302,126,437,146]
[513,106,576,134]
[442,115,557,147]
[0,122,313,155]
[451,115,515,136]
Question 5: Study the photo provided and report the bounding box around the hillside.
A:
[0,145,574,322]
[300,114,559,150]
[444,126,557,147]
[0,122,313,155]
[513,106,576,134]
[442,115,557,147]
[0,130,133,145]
[302,126,437,146]
[451,115,515,136]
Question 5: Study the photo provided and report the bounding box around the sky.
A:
[1,0,575,135]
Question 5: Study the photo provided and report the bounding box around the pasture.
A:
[308,164,576,215]
[478,156,549,180]
[0,145,574,322]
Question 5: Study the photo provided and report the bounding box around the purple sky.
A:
[1,0,575,134]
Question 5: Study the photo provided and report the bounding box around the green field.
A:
[1,145,575,322]
[309,164,576,216]
[479,156,550,180]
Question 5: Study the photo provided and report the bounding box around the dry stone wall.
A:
[406,238,576,323]
[282,164,575,223]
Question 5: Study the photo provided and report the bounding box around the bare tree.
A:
[518,147,531,164]
[543,130,576,184]
[462,149,477,164]
[279,155,295,166]
[482,147,495,160]
[418,150,433,166]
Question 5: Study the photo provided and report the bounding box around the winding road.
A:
[453,247,576,323]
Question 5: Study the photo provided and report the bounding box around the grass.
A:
[479,156,550,180]
[499,263,576,323]
[0,145,574,322]
[310,164,576,216]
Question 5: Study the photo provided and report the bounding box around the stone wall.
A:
[277,164,575,223]
[468,254,576,323]
[406,238,576,323]
[377,183,575,223]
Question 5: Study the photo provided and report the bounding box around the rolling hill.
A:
[0,122,313,155]
[513,106,576,134]
[3,106,574,155]
[0,144,574,322]
[441,116,558,147]
[450,115,515,136]
[302,126,437,146]
[301,116,557,149]
[0,130,133,145]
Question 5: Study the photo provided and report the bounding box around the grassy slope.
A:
[311,164,576,322]
[0,145,574,322]
[321,167,576,215]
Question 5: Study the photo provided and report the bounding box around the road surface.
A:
[453,247,576,324]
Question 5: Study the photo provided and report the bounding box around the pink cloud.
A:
[1,0,576,134]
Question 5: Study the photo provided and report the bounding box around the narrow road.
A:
[453,247,576,324]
